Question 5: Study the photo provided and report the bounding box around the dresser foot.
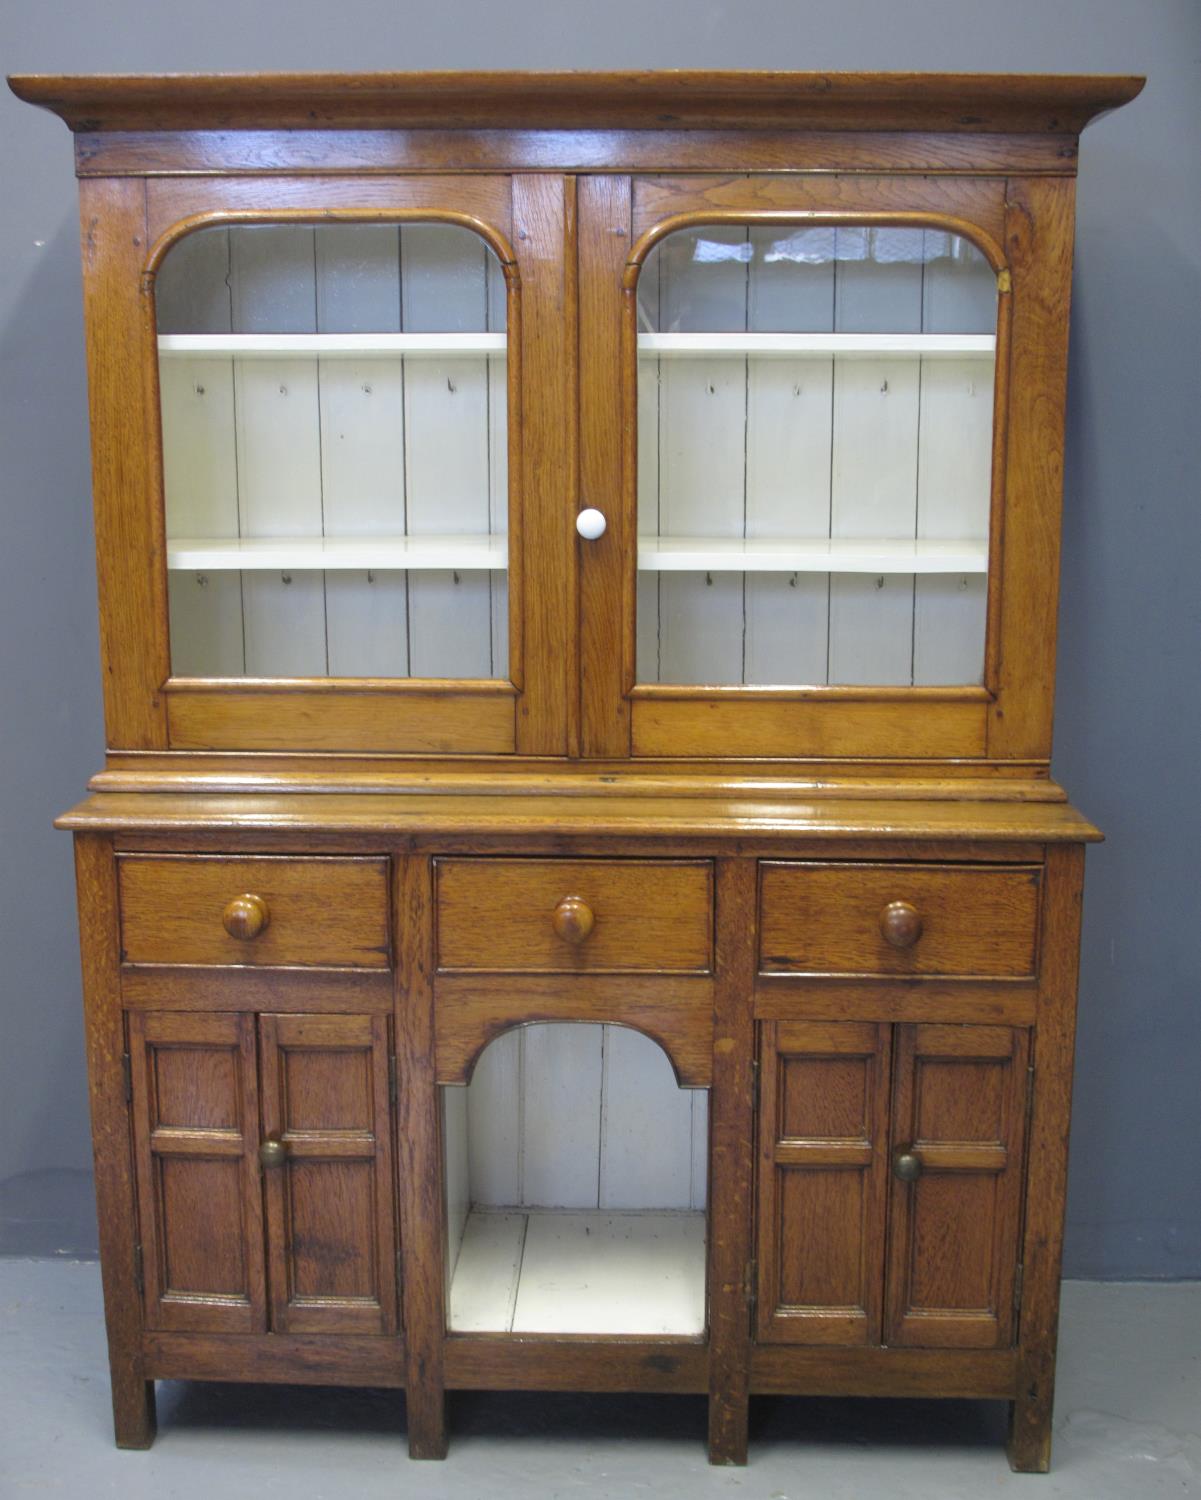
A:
[406,1388,448,1460]
[1007,1393,1053,1472]
[707,1393,749,1465]
[112,1374,156,1449]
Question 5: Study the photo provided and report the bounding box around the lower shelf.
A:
[448,1209,707,1337]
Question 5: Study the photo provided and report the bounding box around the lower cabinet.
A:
[127,1010,398,1336]
[755,1020,1030,1350]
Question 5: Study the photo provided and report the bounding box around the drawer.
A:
[435,858,713,973]
[759,862,1040,979]
[118,855,391,969]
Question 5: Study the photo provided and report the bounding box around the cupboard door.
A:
[259,1014,398,1334]
[885,1024,1029,1348]
[756,1021,891,1344]
[128,1011,267,1333]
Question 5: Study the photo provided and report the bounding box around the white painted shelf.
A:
[448,1209,707,1336]
[638,537,988,574]
[638,332,995,359]
[167,535,508,572]
[158,333,507,358]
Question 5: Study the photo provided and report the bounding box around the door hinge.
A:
[1025,1064,1036,1132]
[133,1243,144,1296]
[1013,1261,1024,1321]
[751,1057,760,1113]
[388,1054,398,1107]
[121,1052,132,1104]
[744,1258,758,1308]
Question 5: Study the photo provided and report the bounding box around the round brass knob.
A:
[552,895,595,946]
[893,1149,923,1183]
[880,899,923,949]
[258,1137,287,1170]
[222,893,270,941]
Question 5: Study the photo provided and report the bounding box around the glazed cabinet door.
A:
[884,1024,1030,1348]
[89,172,574,755]
[577,174,1013,762]
[128,1011,267,1333]
[755,1021,891,1344]
[259,1014,398,1334]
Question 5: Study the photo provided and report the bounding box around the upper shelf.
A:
[8,71,1146,136]
[639,537,988,574]
[638,333,995,359]
[168,535,508,572]
[158,334,506,359]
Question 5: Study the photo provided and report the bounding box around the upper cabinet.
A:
[10,71,1144,772]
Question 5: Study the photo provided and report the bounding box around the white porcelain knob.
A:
[576,508,607,541]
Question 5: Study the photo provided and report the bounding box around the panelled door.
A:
[756,1020,1030,1349]
[129,1010,397,1335]
[576,174,1011,762]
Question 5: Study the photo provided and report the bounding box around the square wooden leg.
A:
[1008,1391,1053,1473]
[708,1392,749,1466]
[111,1368,156,1449]
[406,1384,448,1460]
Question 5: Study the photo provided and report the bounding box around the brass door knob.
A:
[222,893,270,941]
[880,899,923,949]
[551,895,595,945]
[893,1149,923,1183]
[258,1138,287,1170]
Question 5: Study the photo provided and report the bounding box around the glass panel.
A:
[156,223,508,680]
[636,225,996,687]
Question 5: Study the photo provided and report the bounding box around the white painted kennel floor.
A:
[1,1259,1198,1498]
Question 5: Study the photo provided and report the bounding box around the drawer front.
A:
[118,856,391,969]
[435,858,713,973]
[759,862,1040,979]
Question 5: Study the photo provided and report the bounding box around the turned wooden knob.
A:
[551,895,595,945]
[880,899,922,949]
[222,893,270,941]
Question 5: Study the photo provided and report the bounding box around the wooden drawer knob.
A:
[880,899,922,949]
[893,1148,923,1182]
[551,895,595,946]
[222,893,270,941]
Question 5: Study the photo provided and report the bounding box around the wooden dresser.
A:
[8,69,1143,1470]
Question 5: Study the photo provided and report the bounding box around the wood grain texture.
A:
[751,1344,1017,1397]
[884,1023,1029,1349]
[143,1330,405,1385]
[127,1010,266,1334]
[70,127,1086,179]
[77,179,169,751]
[578,175,632,756]
[631,175,1008,253]
[444,1336,708,1391]
[59,790,1103,842]
[706,858,756,1465]
[1008,843,1085,1472]
[759,862,1041,978]
[989,177,1077,760]
[756,1021,890,1345]
[9,70,1144,135]
[753,979,1036,1027]
[166,685,517,754]
[73,834,157,1446]
[434,857,713,973]
[259,1013,398,1334]
[393,854,447,1458]
[121,965,392,1012]
[117,854,390,968]
[630,697,987,760]
[433,975,714,1089]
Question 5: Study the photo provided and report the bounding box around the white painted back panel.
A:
[156,222,508,681]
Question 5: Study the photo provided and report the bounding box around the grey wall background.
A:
[1,0,1197,1277]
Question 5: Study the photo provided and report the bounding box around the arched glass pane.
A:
[156,222,508,680]
[636,225,996,687]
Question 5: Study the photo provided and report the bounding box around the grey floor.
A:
[1,1261,1198,1498]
